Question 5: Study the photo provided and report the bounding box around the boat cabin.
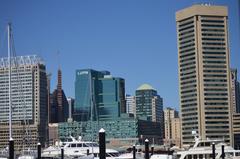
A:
[64,142,99,148]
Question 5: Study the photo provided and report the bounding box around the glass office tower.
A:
[98,76,126,120]
[135,84,163,123]
[74,69,125,121]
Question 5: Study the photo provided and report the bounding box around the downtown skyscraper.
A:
[73,69,126,121]
[135,84,164,139]
[0,55,48,150]
[176,5,232,146]
[135,84,163,123]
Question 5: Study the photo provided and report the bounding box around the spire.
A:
[57,50,62,91]
[57,50,61,70]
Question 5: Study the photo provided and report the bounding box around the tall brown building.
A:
[50,69,69,123]
[164,108,181,147]
[176,5,232,146]
[171,118,181,147]
[164,108,178,140]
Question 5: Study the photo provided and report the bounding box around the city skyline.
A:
[0,0,239,110]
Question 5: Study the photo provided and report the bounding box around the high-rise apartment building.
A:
[176,5,232,146]
[0,55,47,150]
[74,69,126,121]
[171,118,181,147]
[126,94,136,116]
[164,107,180,146]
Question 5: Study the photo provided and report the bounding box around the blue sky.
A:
[0,0,239,110]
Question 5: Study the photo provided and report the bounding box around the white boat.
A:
[150,154,173,159]
[0,147,8,159]
[42,136,119,159]
[176,137,240,159]
[18,149,37,159]
[18,156,35,159]
[115,152,144,159]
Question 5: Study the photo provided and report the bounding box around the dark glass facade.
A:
[98,77,126,120]
[234,134,240,150]
[50,90,69,122]
[236,81,240,113]
[73,69,125,121]
[136,88,163,122]
[74,69,102,121]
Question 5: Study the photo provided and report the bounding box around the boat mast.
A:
[8,23,12,140]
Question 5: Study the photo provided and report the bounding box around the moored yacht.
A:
[0,147,8,159]
[42,136,119,159]
[17,149,37,159]
[115,152,144,159]
[176,137,240,159]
